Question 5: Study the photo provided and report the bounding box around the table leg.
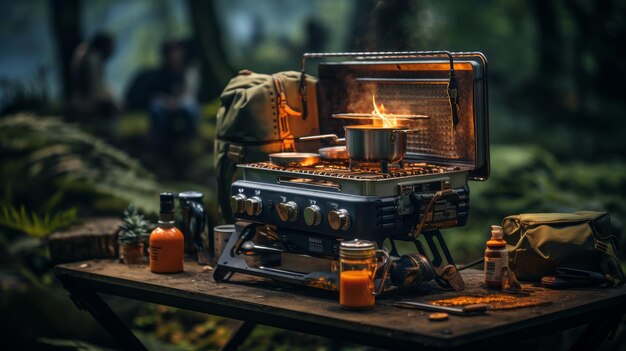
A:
[570,311,622,351]
[60,276,148,351]
[221,321,256,351]
[220,322,256,351]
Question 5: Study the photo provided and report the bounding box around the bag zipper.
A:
[516,213,607,226]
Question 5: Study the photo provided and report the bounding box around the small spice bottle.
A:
[150,193,184,273]
[484,225,507,289]
[339,239,389,310]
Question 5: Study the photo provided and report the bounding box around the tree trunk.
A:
[565,0,625,122]
[355,0,418,51]
[349,0,377,51]
[529,0,561,115]
[49,0,82,102]
[48,217,121,263]
[187,0,235,101]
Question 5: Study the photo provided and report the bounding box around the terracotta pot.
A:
[120,242,145,265]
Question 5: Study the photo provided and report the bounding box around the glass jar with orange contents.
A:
[339,239,390,310]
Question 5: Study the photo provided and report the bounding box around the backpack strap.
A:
[216,140,284,223]
[299,71,308,120]
[215,142,242,223]
[590,219,624,287]
[273,76,302,118]
[272,75,300,152]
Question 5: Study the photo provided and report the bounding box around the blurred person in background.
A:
[69,32,119,123]
[125,39,199,143]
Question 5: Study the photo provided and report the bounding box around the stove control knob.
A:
[304,205,322,226]
[230,194,247,214]
[245,196,263,216]
[277,201,299,222]
[328,209,350,231]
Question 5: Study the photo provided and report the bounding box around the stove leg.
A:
[213,222,313,287]
[213,264,234,282]
[381,161,389,173]
[413,230,456,267]
[214,221,258,282]
[412,230,465,290]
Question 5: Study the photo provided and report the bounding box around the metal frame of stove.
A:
[238,161,470,196]
[213,220,461,291]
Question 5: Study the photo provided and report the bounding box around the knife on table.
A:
[393,301,490,315]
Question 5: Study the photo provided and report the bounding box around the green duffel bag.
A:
[502,211,624,286]
[214,70,319,223]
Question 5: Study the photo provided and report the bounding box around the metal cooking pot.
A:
[344,125,412,163]
[299,126,416,163]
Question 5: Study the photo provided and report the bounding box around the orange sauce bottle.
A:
[484,225,507,288]
[150,193,184,273]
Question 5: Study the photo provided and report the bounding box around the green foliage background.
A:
[1,0,626,350]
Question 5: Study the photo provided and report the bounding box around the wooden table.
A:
[55,260,626,350]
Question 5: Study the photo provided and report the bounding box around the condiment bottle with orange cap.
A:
[150,192,184,273]
[484,225,507,289]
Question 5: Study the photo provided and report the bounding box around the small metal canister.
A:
[213,225,236,262]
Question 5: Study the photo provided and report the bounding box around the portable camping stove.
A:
[214,51,489,292]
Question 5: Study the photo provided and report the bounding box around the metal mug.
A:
[178,191,210,264]
[213,224,236,262]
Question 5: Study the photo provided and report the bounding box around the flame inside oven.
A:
[371,95,399,128]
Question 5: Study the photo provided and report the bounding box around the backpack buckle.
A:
[227,144,245,163]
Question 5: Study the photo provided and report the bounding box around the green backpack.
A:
[214,70,319,222]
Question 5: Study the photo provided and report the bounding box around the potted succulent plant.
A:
[118,204,151,264]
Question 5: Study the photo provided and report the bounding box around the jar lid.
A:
[340,239,376,259]
[179,191,204,200]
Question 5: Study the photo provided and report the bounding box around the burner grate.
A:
[246,161,459,180]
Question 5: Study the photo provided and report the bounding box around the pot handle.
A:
[299,134,346,143]
[373,249,391,296]
[392,129,420,134]
[391,129,419,143]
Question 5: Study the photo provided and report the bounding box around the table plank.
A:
[55,260,626,349]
